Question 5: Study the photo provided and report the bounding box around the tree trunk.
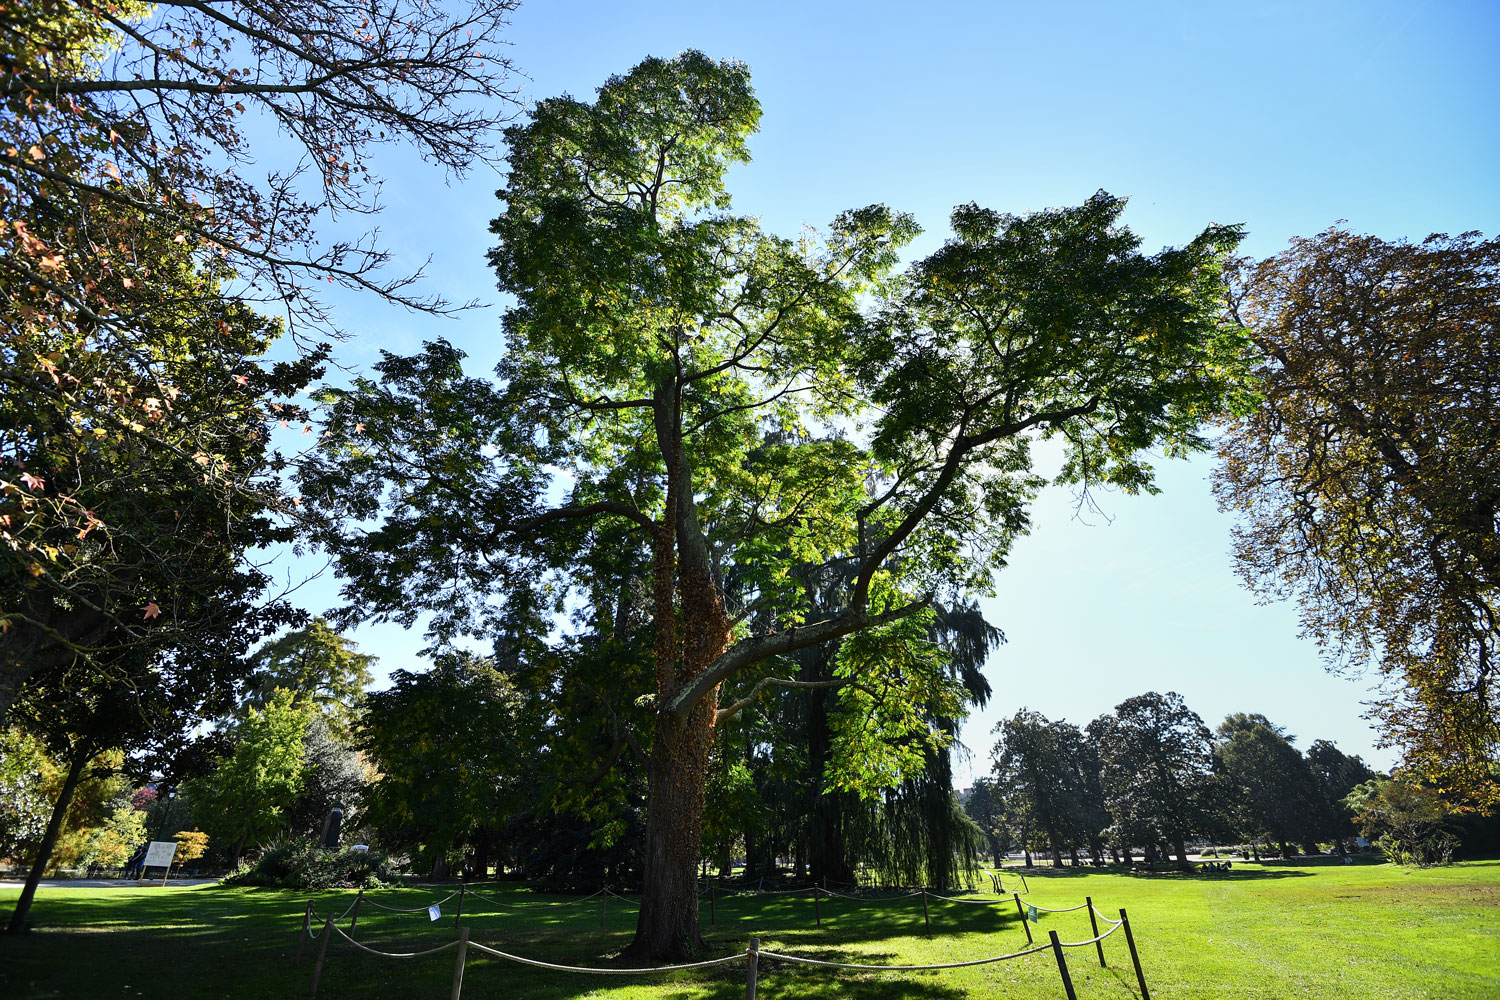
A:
[627,397,733,961]
[807,673,855,885]
[628,698,718,959]
[430,848,448,881]
[230,838,246,870]
[1174,837,1190,871]
[8,745,90,933]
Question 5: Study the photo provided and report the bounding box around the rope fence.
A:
[292,884,1153,1000]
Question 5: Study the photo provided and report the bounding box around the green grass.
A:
[2,859,1497,999]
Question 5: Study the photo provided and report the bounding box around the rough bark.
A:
[627,381,732,960]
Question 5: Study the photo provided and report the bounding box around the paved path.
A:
[0,878,217,889]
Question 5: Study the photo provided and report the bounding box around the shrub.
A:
[222,838,394,889]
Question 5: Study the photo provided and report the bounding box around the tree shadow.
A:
[1009,865,1314,881]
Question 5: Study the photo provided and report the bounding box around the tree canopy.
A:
[301,51,1253,957]
[1215,228,1500,808]
[1093,691,1216,868]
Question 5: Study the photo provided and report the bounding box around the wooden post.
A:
[349,889,363,935]
[922,888,931,935]
[744,936,760,1000]
[1020,871,1030,894]
[454,880,466,928]
[1120,908,1151,1000]
[1086,895,1106,967]
[600,892,607,929]
[1048,930,1079,1000]
[295,901,314,964]
[309,915,334,997]
[450,926,470,1000]
[1013,893,1032,944]
[710,882,717,926]
[813,885,821,928]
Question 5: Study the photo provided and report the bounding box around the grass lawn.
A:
[1,858,1496,999]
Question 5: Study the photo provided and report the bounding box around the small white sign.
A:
[143,841,177,868]
[138,841,178,886]
[428,904,442,921]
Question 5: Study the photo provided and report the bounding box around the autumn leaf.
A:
[142,601,162,619]
[20,472,46,491]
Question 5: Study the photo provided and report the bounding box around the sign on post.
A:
[1028,904,1039,923]
[139,841,178,886]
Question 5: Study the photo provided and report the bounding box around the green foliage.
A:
[287,715,369,842]
[825,600,959,795]
[1093,691,1216,860]
[1214,714,1320,852]
[78,797,147,870]
[1216,229,1500,808]
[221,838,393,889]
[356,654,524,868]
[1346,777,1458,867]
[191,690,310,859]
[991,710,1101,863]
[241,619,376,739]
[0,727,50,862]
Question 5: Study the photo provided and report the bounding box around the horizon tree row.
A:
[973,692,1379,870]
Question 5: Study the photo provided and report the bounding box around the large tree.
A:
[357,654,525,880]
[240,618,376,739]
[1214,229,1500,808]
[1305,738,1377,853]
[991,710,1094,867]
[0,199,319,721]
[191,689,310,868]
[1093,692,1216,869]
[1213,713,1319,857]
[1,0,521,720]
[302,54,1251,958]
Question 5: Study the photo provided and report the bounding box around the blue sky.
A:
[271,1,1500,777]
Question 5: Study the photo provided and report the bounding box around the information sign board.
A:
[138,841,178,886]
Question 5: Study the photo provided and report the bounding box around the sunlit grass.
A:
[3,858,1497,999]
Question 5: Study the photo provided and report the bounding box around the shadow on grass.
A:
[1008,865,1314,881]
[0,884,1082,1000]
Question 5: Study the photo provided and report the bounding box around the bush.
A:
[221,838,394,889]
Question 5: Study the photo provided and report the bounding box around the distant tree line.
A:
[966,692,1470,870]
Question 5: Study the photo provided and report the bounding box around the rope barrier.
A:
[758,943,1053,971]
[604,889,641,909]
[362,889,461,913]
[462,887,604,909]
[1018,899,1090,913]
[466,940,745,974]
[328,921,464,958]
[298,882,1142,997]
[821,887,924,901]
[1053,922,1122,948]
[1089,905,1123,926]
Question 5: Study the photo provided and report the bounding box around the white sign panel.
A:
[428,904,442,921]
[143,841,177,868]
